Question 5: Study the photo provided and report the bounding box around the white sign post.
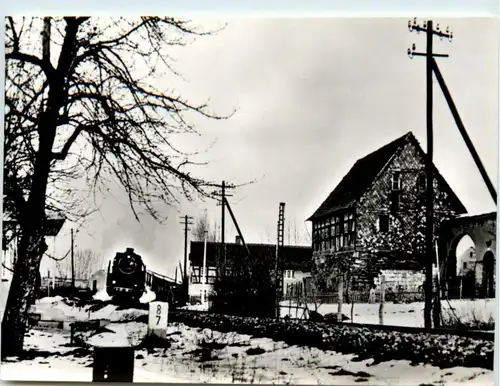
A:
[148,301,169,339]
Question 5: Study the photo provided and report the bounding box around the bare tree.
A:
[285,218,311,246]
[71,248,104,281]
[263,225,273,244]
[191,211,217,242]
[3,16,232,357]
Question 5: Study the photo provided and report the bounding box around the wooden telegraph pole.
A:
[71,228,75,289]
[211,181,236,277]
[179,215,194,302]
[408,18,452,329]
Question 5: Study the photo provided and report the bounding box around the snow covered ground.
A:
[280,299,496,328]
[30,296,148,322]
[0,294,495,384]
[0,280,11,322]
[1,321,493,384]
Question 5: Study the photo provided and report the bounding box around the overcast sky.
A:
[41,17,498,278]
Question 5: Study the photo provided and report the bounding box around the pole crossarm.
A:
[408,18,453,40]
[407,18,453,60]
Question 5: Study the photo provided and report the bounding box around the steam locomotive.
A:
[106,247,146,302]
[106,247,183,306]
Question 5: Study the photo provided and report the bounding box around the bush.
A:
[210,246,278,318]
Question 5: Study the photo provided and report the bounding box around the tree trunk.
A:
[1,233,47,358]
[2,17,81,358]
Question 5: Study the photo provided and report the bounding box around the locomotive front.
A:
[107,247,146,302]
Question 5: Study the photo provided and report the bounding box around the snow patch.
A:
[87,322,148,347]
[280,299,496,327]
[139,286,156,304]
[180,303,209,312]
[37,296,65,304]
[93,289,111,302]
[31,297,147,323]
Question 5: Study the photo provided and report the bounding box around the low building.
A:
[89,269,108,293]
[188,238,312,302]
[2,218,65,283]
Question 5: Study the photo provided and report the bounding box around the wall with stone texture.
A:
[354,138,461,290]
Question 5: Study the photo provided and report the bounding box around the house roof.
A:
[189,241,312,271]
[308,131,467,221]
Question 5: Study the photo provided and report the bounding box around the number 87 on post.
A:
[148,301,169,333]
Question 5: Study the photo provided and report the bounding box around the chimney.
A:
[235,236,242,245]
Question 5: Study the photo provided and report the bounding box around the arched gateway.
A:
[437,212,496,298]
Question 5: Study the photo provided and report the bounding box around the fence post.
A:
[350,292,354,323]
[295,282,300,319]
[379,275,385,325]
[337,275,344,322]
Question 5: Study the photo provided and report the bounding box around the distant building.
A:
[457,246,476,277]
[2,218,65,282]
[89,269,107,293]
[188,238,312,302]
[307,131,467,291]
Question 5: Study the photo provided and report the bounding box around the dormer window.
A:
[391,171,401,191]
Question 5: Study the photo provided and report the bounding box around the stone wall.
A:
[374,269,425,292]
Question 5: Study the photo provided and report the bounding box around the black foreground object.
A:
[92,346,135,382]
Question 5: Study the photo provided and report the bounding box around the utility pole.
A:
[408,18,452,329]
[275,203,286,318]
[70,228,75,290]
[212,181,236,276]
[179,215,194,301]
[202,230,208,305]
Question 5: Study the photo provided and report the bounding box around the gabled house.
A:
[307,131,467,290]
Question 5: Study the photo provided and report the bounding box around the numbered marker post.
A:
[148,301,169,339]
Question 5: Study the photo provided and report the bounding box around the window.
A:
[344,213,355,233]
[390,191,400,214]
[378,215,390,233]
[417,173,426,192]
[191,267,201,284]
[391,171,401,190]
[315,212,355,252]
[463,262,467,269]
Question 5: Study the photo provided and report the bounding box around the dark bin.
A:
[92,346,135,382]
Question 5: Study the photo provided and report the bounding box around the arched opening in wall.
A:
[454,234,476,277]
[447,234,476,299]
